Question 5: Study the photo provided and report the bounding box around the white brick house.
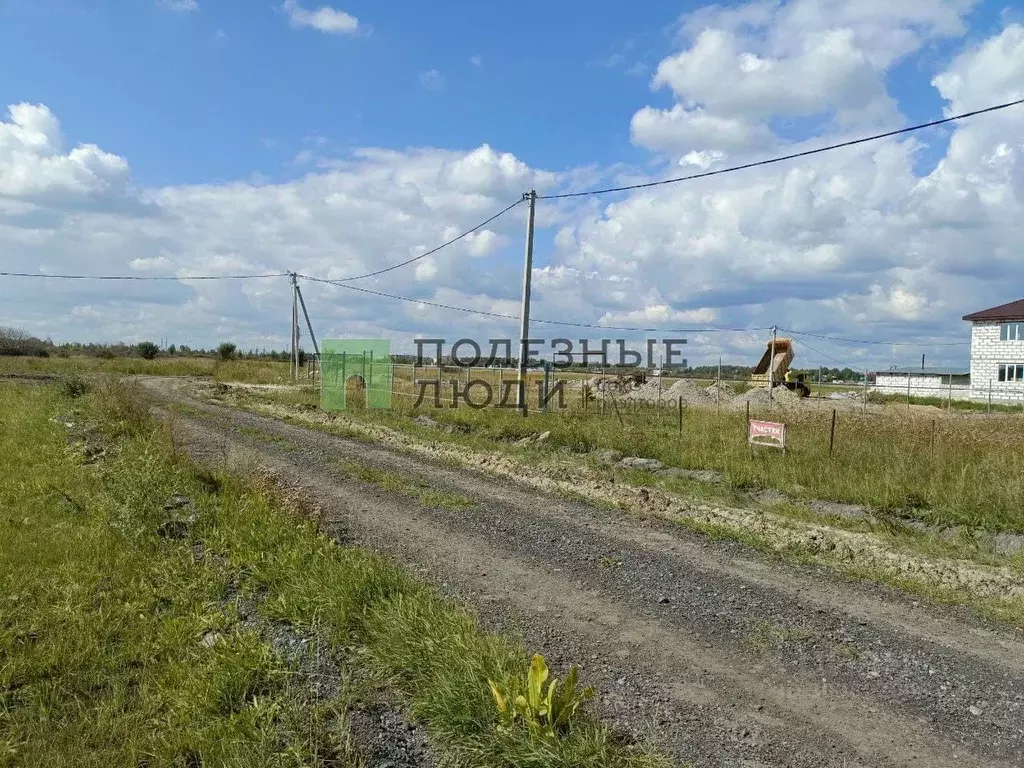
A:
[873,368,970,400]
[963,299,1024,403]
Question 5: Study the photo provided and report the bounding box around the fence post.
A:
[907,372,911,409]
[988,379,992,412]
[717,357,722,413]
[678,396,683,435]
[947,374,952,411]
[829,408,837,456]
[612,394,624,427]
[541,361,550,414]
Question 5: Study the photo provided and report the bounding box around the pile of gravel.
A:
[730,385,803,409]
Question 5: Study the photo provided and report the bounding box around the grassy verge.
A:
[337,460,475,512]
[0,379,667,767]
[0,355,291,384]
[211,382,1024,533]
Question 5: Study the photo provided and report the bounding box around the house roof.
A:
[874,367,969,376]
[962,298,1024,322]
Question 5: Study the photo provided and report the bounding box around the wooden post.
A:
[678,396,683,435]
[516,190,537,414]
[907,372,911,409]
[612,394,624,427]
[988,379,992,412]
[717,356,722,413]
[829,408,837,456]
[947,374,952,411]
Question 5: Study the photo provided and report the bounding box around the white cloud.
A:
[932,24,1024,112]
[470,55,483,68]
[282,0,359,35]
[599,306,718,326]
[158,0,198,11]
[631,104,775,156]
[633,0,975,159]
[0,103,129,201]
[419,69,445,91]
[0,105,556,349]
[130,256,172,271]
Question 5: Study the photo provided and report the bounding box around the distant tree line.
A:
[0,327,303,363]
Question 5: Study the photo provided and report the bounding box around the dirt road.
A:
[147,378,1024,768]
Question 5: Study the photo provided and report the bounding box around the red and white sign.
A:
[748,419,787,451]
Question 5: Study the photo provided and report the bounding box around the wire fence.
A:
[300,360,1024,417]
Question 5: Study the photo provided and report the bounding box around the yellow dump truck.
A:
[751,338,809,396]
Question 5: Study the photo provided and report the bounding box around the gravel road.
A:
[148,379,1024,768]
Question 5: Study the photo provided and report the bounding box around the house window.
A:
[997,364,1024,382]
[999,322,1024,341]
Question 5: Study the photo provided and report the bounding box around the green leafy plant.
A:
[136,341,159,360]
[218,342,237,361]
[488,654,594,739]
[60,374,90,399]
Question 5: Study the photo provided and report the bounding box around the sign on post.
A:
[748,419,787,453]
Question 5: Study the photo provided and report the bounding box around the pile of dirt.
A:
[618,378,713,406]
[704,381,732,397]
[730,385,803,409]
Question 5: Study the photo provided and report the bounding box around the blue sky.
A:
[1,0,687,185]
[1,1,1023,371]
[8,0,1008,185]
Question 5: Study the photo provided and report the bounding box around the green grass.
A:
[0,383,342,766]
[867,390,1024,413]
[0,379,667,767]
[0,354,292,384]
[237,424,297,448]
[222,383,1024,533]
[337,460,475,512]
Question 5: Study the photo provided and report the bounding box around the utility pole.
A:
[516,190,537,414]
[768,326,777,404]
[290,272,299,381]
[295,282,320,358]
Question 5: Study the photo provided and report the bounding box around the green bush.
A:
[0,326,50,357]
[60,375,90,399]
[218,342,237,362]
[137,341,159,360]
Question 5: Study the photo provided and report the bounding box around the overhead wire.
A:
[5,99,1022,343]
[787,334,868,371]
[538,98,1024,200]
[328,197,525,282]
[779,327,969,347]
[0,271,288,280]
[298,274,771,333]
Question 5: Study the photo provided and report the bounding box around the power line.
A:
[779,327,969,347]
[329,197,524,282]
[788,334,865,370]
[298,274,770,333]
[0,271,289,280]
[539,98,1024,200]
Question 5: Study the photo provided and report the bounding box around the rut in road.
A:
[151,383,1024,768]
